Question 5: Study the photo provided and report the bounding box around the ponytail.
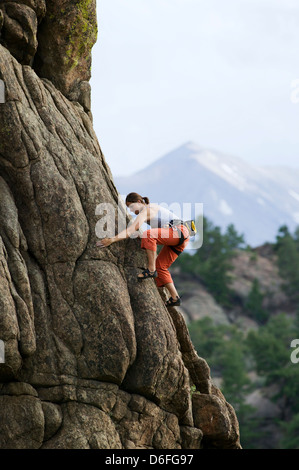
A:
[125,192,150,205]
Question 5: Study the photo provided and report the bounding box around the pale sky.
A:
[90,0,299,176]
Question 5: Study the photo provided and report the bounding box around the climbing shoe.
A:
[137,269,158,281]
[165,296,181,308]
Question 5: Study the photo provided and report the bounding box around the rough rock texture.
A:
[0,1,46,65]
[33,0,97,112]
[0,1,241,449]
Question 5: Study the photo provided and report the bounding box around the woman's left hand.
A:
[96,238,114,248]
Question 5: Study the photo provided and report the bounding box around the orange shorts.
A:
[141,225,189,287]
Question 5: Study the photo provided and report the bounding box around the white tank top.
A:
[148,204,181,228]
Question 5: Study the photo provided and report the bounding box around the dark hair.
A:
[125,192,150,205]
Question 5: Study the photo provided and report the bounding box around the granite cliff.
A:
[0,0,241,449]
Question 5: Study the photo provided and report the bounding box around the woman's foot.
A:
[165,295,181,308]
[137,268,158,281]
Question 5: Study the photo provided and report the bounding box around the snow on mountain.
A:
[114,142,299,247]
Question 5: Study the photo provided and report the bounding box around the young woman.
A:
[96,192,190,307]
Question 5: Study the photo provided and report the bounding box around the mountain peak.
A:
[114,142,299,247]
[181,141,203,152]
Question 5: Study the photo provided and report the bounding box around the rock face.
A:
[0,0,46,66]
[0,1,241,449]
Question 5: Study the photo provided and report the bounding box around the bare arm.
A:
[96,205,158,248]
[112,207,149,242]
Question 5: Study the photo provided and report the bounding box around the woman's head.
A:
[125,192,149,214]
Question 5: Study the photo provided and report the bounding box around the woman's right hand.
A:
[96,237,114,248]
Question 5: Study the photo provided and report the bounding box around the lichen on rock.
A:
[33,0,97,113]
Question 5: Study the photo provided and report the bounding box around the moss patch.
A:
[65,0,98,69]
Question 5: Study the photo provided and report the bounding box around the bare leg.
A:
[138,249,156,278]
[164,282,179,299]
[146,249,156,272]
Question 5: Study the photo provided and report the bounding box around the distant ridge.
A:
[114,142,299,247]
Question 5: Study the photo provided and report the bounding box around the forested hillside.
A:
[171,219,299,449]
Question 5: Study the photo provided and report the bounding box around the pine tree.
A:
[245,278,269,324]
[275,226,299,301]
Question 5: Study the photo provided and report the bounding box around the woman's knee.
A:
[141,231,157,250]
[156,269,173,286]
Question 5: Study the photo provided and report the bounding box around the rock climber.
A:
[96,192,190,308]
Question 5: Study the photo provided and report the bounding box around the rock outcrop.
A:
[0,1,241,449]
[173,245,290,330]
